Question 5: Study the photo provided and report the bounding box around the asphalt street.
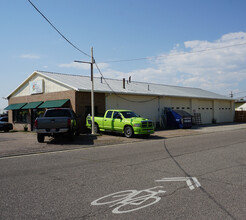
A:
[0,128,246,219]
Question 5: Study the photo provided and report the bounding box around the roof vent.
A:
[129,76,131,83]
[123,78,126,89]
[148,85,150,91]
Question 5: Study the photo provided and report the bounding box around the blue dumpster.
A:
[166,109,192,129]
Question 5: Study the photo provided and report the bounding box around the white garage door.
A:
[197,100,213,124]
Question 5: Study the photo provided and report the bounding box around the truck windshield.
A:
[45,109,71,117]
[121,111,139,118]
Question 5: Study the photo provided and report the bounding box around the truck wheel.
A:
[94,123,100,134]
[37,134,44,143]
[124,126,133,138]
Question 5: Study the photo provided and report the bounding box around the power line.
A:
[94,61,158,103]
[27,0,90,57]
[98,41,246,64]
[27,0,153,102]
[234,90,246,95]
[27,0,246,101]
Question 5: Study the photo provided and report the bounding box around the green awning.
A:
[38,99,70,108]
[4,103,27,110]
[22,101,43,109]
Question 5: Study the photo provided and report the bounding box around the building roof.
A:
[236,103,246,110]
[8,71,233,101]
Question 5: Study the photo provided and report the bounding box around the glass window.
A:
[106,111,113,118]
[13,110,28,123]
[113,111,122,119]
[45,109,72,117]
[121,111,139,118]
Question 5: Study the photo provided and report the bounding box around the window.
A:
[0,116,8,122]
[13,110,28,123]
[113,111,122,119]
[121,111,139,118]
[106,111,113,118]
[45,109,72,117]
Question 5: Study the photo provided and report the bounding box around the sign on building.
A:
[29,80,44,95]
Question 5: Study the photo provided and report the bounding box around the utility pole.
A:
[74,47,95,135]
[230,91,233,98]
[90,47,95,134]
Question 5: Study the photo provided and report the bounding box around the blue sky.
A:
[1,0,246,112]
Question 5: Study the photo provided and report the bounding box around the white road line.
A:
[192,177,201,188]
[155,177,201,190]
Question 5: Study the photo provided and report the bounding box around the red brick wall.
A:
[75,91,105,132]
[7,90,105,132]
[8,90,76,131]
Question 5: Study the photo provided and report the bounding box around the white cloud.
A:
[124,32,246,95]
[60,32,246,96]
[20,54,40,59]
[59,62,109,70]
[59,62,90,70]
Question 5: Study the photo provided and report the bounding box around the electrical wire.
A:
[27,0,246,100]
[233,90,246,95]
[94,61,158,103]
[27,0,153,102]
[98,41,246,64]
[27,0,90,57]
[27,0,246,64]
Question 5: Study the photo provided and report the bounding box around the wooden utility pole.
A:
[91,47,95,134]
[74,47,95,135]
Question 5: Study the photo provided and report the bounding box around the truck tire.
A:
[37,134,44,143]
[124,126,133,138]
[94,123,100,134]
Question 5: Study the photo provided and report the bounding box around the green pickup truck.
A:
[86,109,154,138]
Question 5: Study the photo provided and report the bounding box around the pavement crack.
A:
[163,140,238,220]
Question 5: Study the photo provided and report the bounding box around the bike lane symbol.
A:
[91,186,166,214]
[91,177,201,214]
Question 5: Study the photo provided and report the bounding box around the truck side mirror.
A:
[117,115,122,120]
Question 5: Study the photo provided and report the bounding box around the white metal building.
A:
[6,71,234,130]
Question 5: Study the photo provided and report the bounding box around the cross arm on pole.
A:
[73,47,95,135]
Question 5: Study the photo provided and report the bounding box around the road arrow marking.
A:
[155,177,201,190]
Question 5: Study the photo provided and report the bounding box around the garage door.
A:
[197,100,213,124]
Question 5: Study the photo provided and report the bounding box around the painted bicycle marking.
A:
[91,186,166,214]
[91,177,201,214]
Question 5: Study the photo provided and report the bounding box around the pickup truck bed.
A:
[34,108,79,142]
